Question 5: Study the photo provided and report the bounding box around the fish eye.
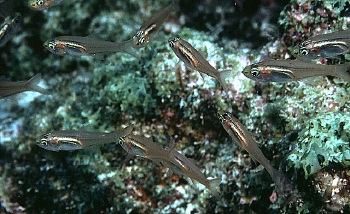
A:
[48,42,56,50]
[37,0,44,6]
[224,113,231,119]
[13,18,20,23]
[118,138,125,145]
[168,37,180,47]
[250,68,260,77]
[301,49,309,56]
[41,140,48,146]
[168,41,174,47]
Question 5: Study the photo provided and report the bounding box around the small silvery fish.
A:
[119,135,221,199]
[242,59,350,82]
[0,13,21,47]
[218,112,293,199]
[37,126,133,152]
[28,0,63,11]
[44,35,139,58]
[0,73,48,98]
[132,3,173,48]
[292,29,350,60]
[168,36,231,91]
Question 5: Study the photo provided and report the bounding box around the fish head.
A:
[292,45,312,58]
[132,22,159,48]
[168,36,180,50]
[132,30,147,48]
[217,112,232,124]
[168,37,184,61]
[292,40,321,60]
[0,13,21,43]
[43,39,65,55]
[217,112,234,134]
[242,64,266,82]
[36,133,60,152]
[243,63,295,82]
[28,0,49,11]
[118,136,130,152]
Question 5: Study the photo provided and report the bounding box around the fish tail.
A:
[218,69,231,92]
[207,177,222,200]
[338,63,350,82]
[27,73,49,94]
[271,168,294,200]
[117,39,140,59]
[114,126,133,139]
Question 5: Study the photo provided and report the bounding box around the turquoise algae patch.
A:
[288,112,350,178]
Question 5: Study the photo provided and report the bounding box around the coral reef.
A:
[288,112,350,178]
[0,0,350,213]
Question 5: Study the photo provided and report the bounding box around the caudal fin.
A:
[27,73,49,95]
[207,177,222,200]
[271,169,295,201]
[118,39,141,59]
[114,126,133,139]
[218,69,231,92]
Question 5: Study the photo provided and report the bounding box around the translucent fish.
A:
[0,73,48,98]
[119,135,221,199]
[0,13,21,47]
[44,35,139,58]
[218,112,293,199]
[242,59,350,82]
[132,3,173,48]
[292,29,350,60]
[28,0,63,11]
[168,36,231,91]
[37,126,133,152]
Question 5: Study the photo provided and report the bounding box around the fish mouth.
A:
[35,140,45,149]
[132,31,144,48]
[242,66,252,77]
[35,141,41,146]
[291,46,301,57]
[217,113,224,122]
[217,112,232,123]
[168,38,175,47]
[168,37,180,47]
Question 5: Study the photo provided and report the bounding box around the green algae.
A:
[288,112,350,178]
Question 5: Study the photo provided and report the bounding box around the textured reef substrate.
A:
[0,0,349,213]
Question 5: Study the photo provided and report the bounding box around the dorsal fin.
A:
[85,33,104,40]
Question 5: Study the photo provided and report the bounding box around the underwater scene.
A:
[1,0,350,213]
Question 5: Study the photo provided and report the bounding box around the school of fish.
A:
[1,0,350,203]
